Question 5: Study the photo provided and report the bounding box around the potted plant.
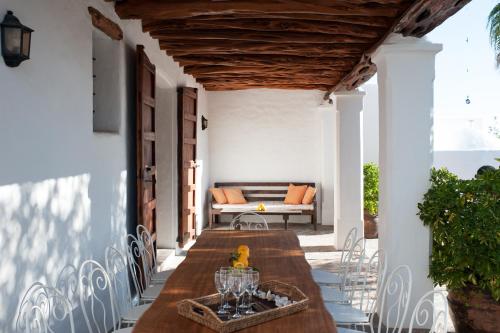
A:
[363,163,379,239]
[418,167,500,333]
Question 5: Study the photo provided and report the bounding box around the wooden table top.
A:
[132,230,336,333]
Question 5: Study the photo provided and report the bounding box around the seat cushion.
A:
[213,201,314,211]
[302,186,317,204]
[311,269,343,285]
[325,303,368,324]
[141,284,163,300]
[320,285,350,303]
[122,304,150,321]
[284,184,308,204]
[210,188,227,204]
[152,269,173,282]
[223,188,247,204]
[336,327,365,333]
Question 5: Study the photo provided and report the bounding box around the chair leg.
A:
[283,214,289,230]
[209,213,213,229]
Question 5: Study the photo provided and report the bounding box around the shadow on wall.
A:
[0,171,128,331]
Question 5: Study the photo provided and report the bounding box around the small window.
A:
[92,29,121,133]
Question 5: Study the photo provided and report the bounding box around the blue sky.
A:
[428,0,500,117]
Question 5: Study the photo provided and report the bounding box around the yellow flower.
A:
[237,245,250,258]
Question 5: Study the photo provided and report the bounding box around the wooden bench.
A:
[208,182,317,230]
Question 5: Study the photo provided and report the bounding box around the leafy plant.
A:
[488,3,500,67]
[364,163,379,216]
[417,167,500,300]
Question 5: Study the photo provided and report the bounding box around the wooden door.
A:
[177,87,198,247]
[136,45,157,243]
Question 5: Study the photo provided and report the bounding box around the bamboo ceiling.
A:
[114,0,470,92]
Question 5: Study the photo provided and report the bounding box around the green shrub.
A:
[417,167,500,300]
[363,163,379,216]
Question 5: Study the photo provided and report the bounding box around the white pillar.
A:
[372,34,442,326]
[334,90,365,248]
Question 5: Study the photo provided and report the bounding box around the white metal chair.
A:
[55,264,78,307]
[126,234,162,303]
[105,246,151,326]
[16,282,75,333]
[322,249,385,305]
[136,224,174,283]
[78,259,133,333]
[333,264,412,333]
[312,236,365,286]
[229,211,269,230]
[311,227,358,284]
[408,290,448,333]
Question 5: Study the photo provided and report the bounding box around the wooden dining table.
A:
[133,230,337,332]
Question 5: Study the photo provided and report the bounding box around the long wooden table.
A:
[133,230,337,332]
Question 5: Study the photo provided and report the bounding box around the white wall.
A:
[0,0,208,330]
[362,84,379,164]
[207,89,328,223]
[434,150,500,179]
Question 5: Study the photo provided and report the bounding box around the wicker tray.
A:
[177,280,309,333]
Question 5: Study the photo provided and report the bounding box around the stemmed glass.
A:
[228,271,246,319]
[219,267,232,310]
[214,270,228,315]
[244,270,259,315]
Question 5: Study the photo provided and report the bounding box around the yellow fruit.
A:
[237,245,250,258]
[233,261,245,269]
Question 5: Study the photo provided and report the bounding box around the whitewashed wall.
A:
[207,89,330,223]
[0,0,208,330]
[433,150,500,178]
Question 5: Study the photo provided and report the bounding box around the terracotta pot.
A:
[447,287,500,333]
[363,211,378,239]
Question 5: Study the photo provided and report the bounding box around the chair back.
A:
[230,212,269,230]
[16,283,75,333]
[340,227,358,265]
[136,224,157,283]
[409,290,448,333]
[105,246,133,318]
[374,264,412,333]
[55,264,78,307]
[126,233,149,297]
[78,260,120,333]
[354,249,387,314]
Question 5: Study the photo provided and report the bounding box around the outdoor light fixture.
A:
[202,115,208,130]
[1,11,34,67]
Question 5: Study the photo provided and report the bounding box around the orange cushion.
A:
[223,188,247,204]
[302,186,317,204]
[210,188,228,204]
[284,184,308,205]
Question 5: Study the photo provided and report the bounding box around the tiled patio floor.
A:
[158,223,453,332]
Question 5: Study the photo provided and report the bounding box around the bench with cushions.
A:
[208,182,317,230]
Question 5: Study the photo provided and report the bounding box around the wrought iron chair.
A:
[55,264,78,308]
[136,224,174,283]
[78,259,133,333]
[16,282,75,333]
[312,234,364,286]
[311,227,358,284]
[408,290,448,333]
[229,211,269,230]
[126,234,162,303]
[105,246,151,326]
[334,264,412,333]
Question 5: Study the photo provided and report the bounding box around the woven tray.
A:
[177,280,309,333]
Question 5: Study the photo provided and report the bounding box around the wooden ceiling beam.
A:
[143,14,394,28]
[183,64,342,76]
[204,84,332,91]
[174,55,358,68]
[152,29,376,44]
[115,0,403,20]
[161,41,365,57]
[196,78,338,85]
[143,18,384,38]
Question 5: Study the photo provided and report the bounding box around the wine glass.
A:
[239,268,253,310]
[219,267,232,310]
[245,270,259,315]
[214,270,228,315]
[229,271,245,319]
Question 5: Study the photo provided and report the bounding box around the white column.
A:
[334,90,365,248]
[372,34,442,326]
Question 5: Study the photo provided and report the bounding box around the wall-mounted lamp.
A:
[201,115,208,130]
[1,11,33,67]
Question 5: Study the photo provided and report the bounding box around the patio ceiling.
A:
[114,0,469,92]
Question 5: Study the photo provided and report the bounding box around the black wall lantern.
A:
[201,115,208,130]
[1,11,34,67]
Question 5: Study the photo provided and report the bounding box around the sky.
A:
[366,0,500,150]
